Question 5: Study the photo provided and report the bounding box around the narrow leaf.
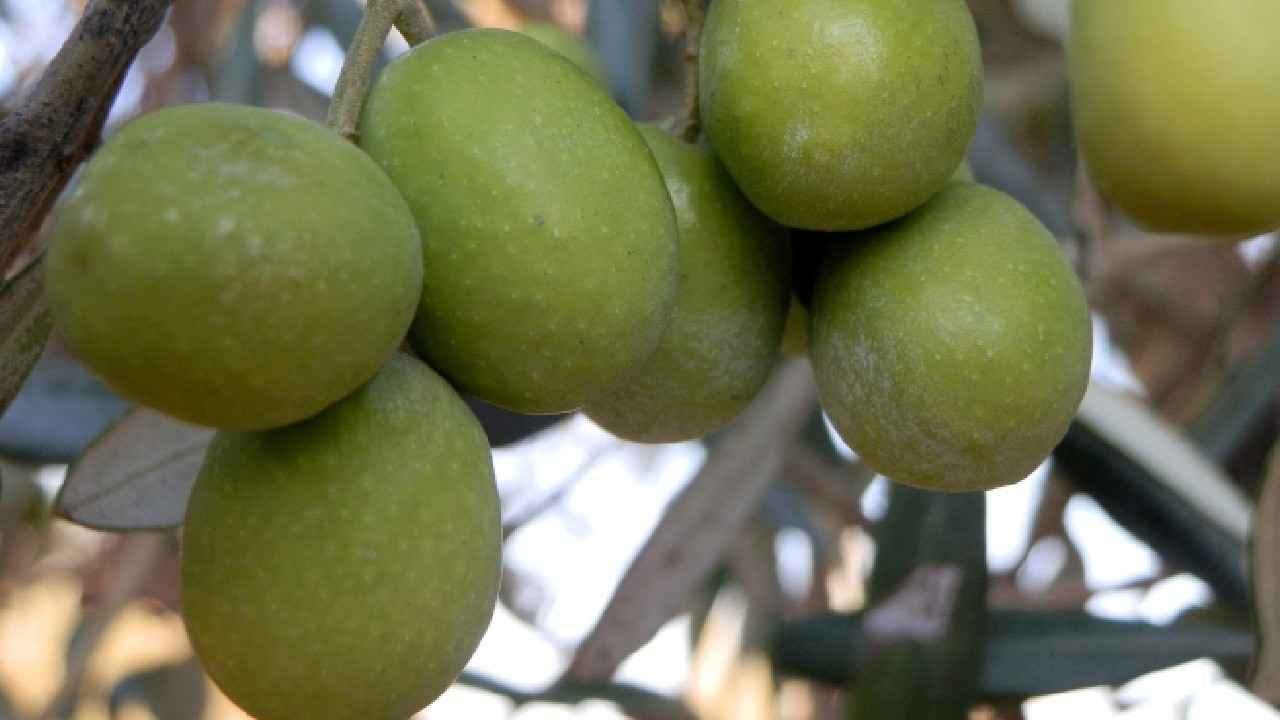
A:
[1189,312,1280,464]
[846,485,987,720]
[772,610,1253,701]
[1059,382,1250,609]
[585,0,661,113]
[565,360,816,682]
[109,657,206,720]
[0,257,53,420]
[56,409,214,531]
[1075,382,1251,546]
[0,356,131,463]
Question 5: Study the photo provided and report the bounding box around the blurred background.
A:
[2,0,1280,718]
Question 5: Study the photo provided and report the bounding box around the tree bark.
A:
[0,0,176,273]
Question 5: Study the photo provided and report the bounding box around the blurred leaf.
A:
[969,115,1072,237]
[1189,311,1280,464]
[565,360,816,682]
[773,610,1252,701]
[0,357,131,463]
[0,682,18,720]
[56,409,213,531]
[306,0,366,49]
[1250,444,1280,704]
[212,0,264,104]
[44,532,169,720]
[466,396,567,447]
[585,0,661,116]
[458,672,698,720]
[421,0,471,34]
[109,657,206,720]
[1058,382,1251,610]
[0,257,53,421]
[846,485,986,720]
[980,610,1251,701]
[1078,383,1251,544]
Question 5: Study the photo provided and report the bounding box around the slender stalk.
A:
[671,0,706,144]
[393,0,436,45]
[326,0,435,142]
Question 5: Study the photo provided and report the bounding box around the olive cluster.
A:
[41,0,1104,717]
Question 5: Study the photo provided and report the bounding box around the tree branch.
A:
[0,0,175,274]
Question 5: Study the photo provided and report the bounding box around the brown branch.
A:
[0,0,175,274]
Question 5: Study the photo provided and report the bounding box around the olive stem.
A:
[394,0,436,45]
[326,0,435,143]
[671,0,705,144]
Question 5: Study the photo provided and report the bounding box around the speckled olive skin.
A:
[181,353,500,720]
[585,126,791,442]
[810,183,1091,492]
[700,0,982,231]
[358,30,680,414]
[44,104,423,430]
[1069,0,1280,236]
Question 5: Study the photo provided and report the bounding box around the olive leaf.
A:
[772,609,1253,701]
[565,360,816,682]
[1075,382,1252,547]
[1059,382,1251,609]
[847,484,987,720]
[56,408,214,531]
[0,256,53,420]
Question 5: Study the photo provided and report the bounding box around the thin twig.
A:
[671,0,705,144]
[785,444,869,526]
[0,0,174,275]
[501,440,621,540]
[327,0,435,143]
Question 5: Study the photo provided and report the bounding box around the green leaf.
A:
[979,610,1252,700]
[772,610,1253,701]
[109,658,206,720]
[0,357,131,463]
[457,672,699,720]
[56,408,213,531]
[1058,382,1250,609]
[0,257,53,421]
[846,484,987,720]
[1078,382,1250,546]
[212,0,265,105]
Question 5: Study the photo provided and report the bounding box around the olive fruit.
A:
[810,183,1091,492]
[358,29,680,414]
[44,103,422,430]
[700,0,982,231]
[181,353,500,720]
[585,125,791,442]
[1069,0,1280,237]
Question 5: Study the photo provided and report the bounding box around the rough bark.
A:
[0,0,176,273]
